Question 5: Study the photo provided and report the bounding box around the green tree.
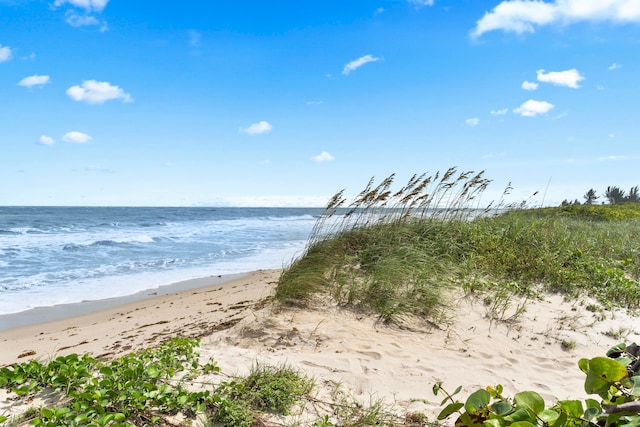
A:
[583,188,599,205]
[605,186,626,204]
[627,186,640,202]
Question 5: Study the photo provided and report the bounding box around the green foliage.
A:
[435,342,640,427]
[0,338,209,426]
[277,170,640,324]
[541,203,640,221]
[241,362,314,413]
[210,362,314,425]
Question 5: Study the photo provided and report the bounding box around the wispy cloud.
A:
[0,43,12,62]
[67,80,133,104]
[18,74,51,88]
[342,54,381,75]
[472,0,640,38]
[465,118,480,126]
[313,151,335,163]
[65,13,100,27]
[609,63,622,71]
[490,108,508,116]
[537,69,584,88]
[522,80,538,91]
[62,131,92,143]
[240,121,273,135]
[514,99,554,117]
[53,0,109,12]
[38,135,55,145]
[54,0,109,30]
[407,0,434,7]
[598,155,625,161]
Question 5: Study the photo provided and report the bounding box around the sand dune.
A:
[1,269,639,424]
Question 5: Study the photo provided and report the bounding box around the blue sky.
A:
[1,0,639,207]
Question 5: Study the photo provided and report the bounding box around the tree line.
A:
[561,185,640,206]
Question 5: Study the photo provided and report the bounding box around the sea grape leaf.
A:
[584,357,628,395]
[578,358,590,374]
[584,406,600,420]
[514,391,545,416]
[616,357,633,367]
[539,409,561,425]
[585,398,602,414]
[607,343,628,358]
[464,389,490,414]
[558,400,584,418]
[551,411,567,427]
[484,418,501,427]
[491,400,513,415]
[627,376,640,397]
[437,402,464,420]
[503,408,532,423]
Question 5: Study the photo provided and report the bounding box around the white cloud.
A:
[66,80,133,104]
[18,74,51,88]
[342,54,381,75]
[65,13,100,27]
[240,121,273,135]
[514,99,554,117]
[598,155,624,161]
[490,108,509,115]
[472,0,640,38]
[408,0,434,7]
[54,1,108,30]
[522,80,539,90]
[609,62,622,70]
[38,135,55,145]
[54,0,108,12]
[466,117,480,126]
[62,131,92,143]
[0,44,12,62]
[313,151,335,163]
[537,68,584,88]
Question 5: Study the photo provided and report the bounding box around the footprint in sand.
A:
[357,350,382,360]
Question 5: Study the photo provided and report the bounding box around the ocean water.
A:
[0,206,322,315]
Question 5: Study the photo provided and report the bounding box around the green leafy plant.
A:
[0,338,210,426]
[435,342,640,427]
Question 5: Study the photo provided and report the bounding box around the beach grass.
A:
[276,169,640,323]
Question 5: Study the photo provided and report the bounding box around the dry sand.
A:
[1,269,639,425]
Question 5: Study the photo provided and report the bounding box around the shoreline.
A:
[0,269,281,367]
[0,272,248,331]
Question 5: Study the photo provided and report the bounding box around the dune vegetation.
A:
[276,169,640,324]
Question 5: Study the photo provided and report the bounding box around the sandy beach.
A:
[2,269,640,424]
